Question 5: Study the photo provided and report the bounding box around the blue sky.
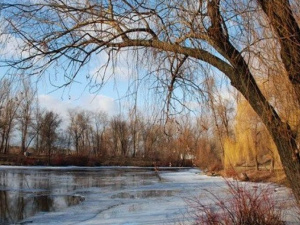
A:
[35,72,135,120]
[0,50,230,122]
[0,3,232,122]
[0,56,130,120]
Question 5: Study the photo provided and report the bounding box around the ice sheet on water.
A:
[12,168,206,224]
[4,167,296,225]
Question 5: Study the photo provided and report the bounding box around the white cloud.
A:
[90,50,138,84]
[0,28,25,59]
[77,94,118,115]
[38,94,118,122]
[38,95,72,120]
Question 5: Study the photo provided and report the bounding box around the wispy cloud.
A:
[38,94,118,124]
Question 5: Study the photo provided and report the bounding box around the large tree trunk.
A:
[231,68,300,203]
[255,0,300,203]
[233,66,300,203]
[231,58,300,203]
[271,127,300,202]
[203,0,300,203]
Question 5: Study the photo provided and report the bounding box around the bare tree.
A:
[38,110,61,164]
[17,78,36,154]
[33,99,43,154]
[90,111,108,156]
[205,77,235,161]
[68,110,92,155]
[128,107,144,157]
[0,79,21,154]
[141,122,161,160]
[1,1,300,202]
[110,116,129,157]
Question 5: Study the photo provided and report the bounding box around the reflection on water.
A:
[0,191,84,225]
[0,167,164,224]
[33,194,85,211]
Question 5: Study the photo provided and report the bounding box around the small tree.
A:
[68,110,92,155]
[38,111,61,164]
[109,116,129,157]
[90,111,108,157]
[0,80,20,154]
[17,79,36,154]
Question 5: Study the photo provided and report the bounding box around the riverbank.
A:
[215,167,289,187]
[0,153,194,167]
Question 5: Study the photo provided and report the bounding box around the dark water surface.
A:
[0,166,179,224]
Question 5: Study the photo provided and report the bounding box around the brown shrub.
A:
[65,155,89,166]
[224,168,239,178]
[208,161,223,172]
[186,180,284,225]
[51,154,67,166]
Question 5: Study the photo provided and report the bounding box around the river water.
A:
[0,166,297,225]
[0,166,185,224]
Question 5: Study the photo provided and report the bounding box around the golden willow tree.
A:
[0,0,300,201]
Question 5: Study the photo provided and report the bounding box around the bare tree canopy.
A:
[1,0,300,202]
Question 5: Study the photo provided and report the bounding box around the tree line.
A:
[0,77,286,171]
[0,78,223,167]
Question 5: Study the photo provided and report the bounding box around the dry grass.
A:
[218,167,288,187]
[245,169,288,185]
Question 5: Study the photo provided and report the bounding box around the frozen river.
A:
[0,166,298,225]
